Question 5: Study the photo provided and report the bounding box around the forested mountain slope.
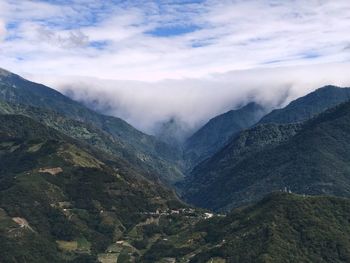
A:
[144,193,350,263]
[0,68,184,183]
[184,100,350,211]
[0,114,187,262]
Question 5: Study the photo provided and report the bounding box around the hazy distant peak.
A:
[241,101,263,109]
[0,67,12,77]
[184,101,267,168]
[259,85,350,124]
[207,101,265,124]
[236,101,265,112]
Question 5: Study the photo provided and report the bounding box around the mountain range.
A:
[183,86,350,211]
[2,67,350,262]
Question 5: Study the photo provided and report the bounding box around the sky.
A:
[1,0,350,133]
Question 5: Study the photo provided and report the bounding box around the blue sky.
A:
[1,0,350,131]
[1,0,350,80]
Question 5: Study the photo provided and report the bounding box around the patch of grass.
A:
[206,258,226,263]
[98,252,120,263]
[27,142,44,153]
[58,144,103,168]
[56,240,78,251]
[56,238,91,253]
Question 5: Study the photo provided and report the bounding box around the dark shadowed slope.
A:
[184,100,350,211]
[184,102,266,168]
[259,85,350,124]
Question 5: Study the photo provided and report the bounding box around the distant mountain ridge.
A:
[259,85,350,124]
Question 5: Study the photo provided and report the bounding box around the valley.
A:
[2,1,350,262]
[1,69,350,262]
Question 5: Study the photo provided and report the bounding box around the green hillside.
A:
[183,123,301,208]
[0,100,182,183]
[0,114,188,262]
[183,100,350,211]
[0,69,184,183]
[2,122,350,263]
[144,193,350,263]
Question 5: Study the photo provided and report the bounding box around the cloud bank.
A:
[31,63,350,133]
[1,0,350,133]
[0,19,5,41]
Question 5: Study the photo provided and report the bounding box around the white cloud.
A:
[1,0,350,132]
[36,27,89,49]
[2,0,350,80]
[0,19,6,41]
[29,62,350,133]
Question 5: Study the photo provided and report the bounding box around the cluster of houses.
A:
[140,207,223,220]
